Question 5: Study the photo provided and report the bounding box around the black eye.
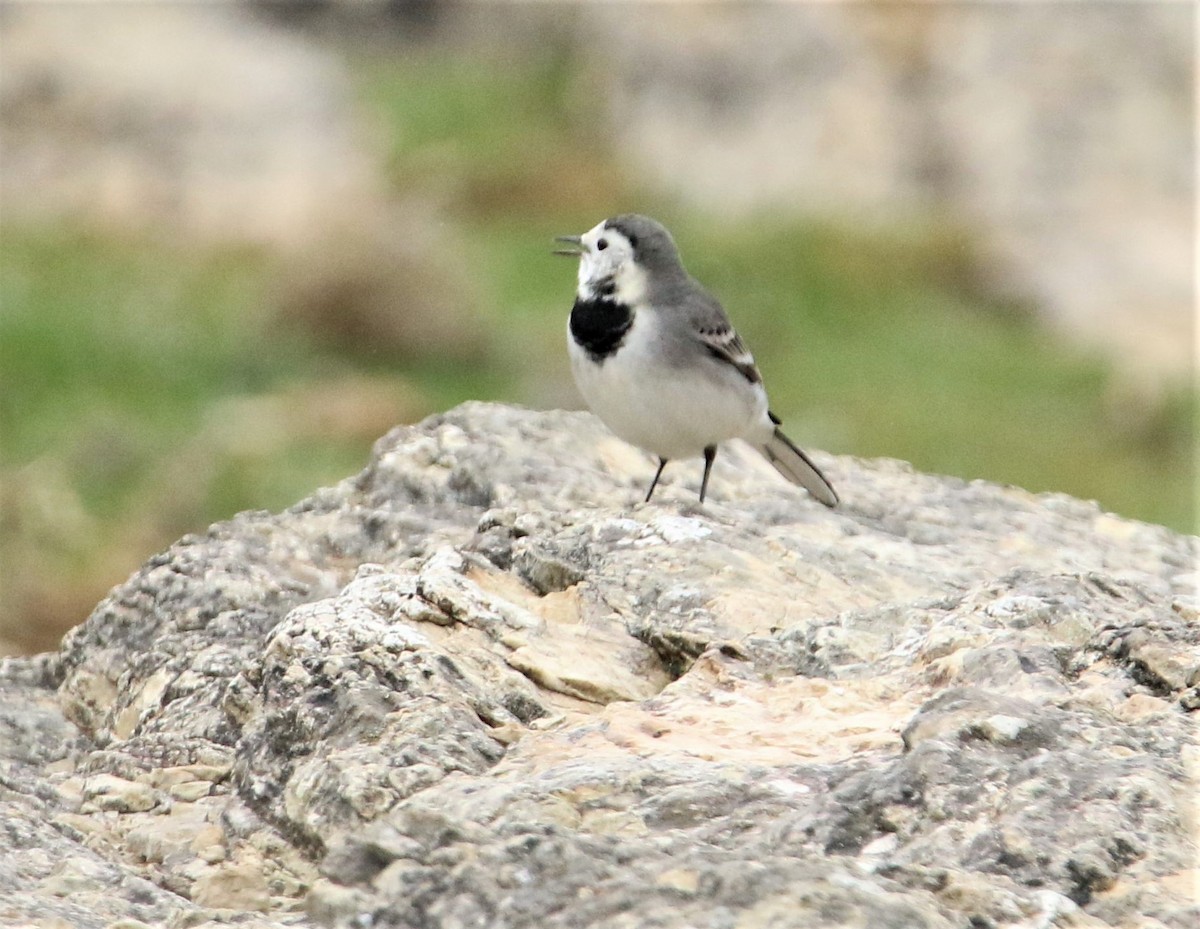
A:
[597,238,608,251]
[627,234,638,249]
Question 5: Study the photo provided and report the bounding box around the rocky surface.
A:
[2,403,1197,928]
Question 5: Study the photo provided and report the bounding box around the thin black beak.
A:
[553,234,583,257]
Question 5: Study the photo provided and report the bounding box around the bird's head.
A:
[554,214,683,303]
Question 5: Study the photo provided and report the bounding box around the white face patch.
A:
[575,222,647,306]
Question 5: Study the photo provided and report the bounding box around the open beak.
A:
[553,234,583,257]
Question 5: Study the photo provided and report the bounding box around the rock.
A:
[0,3,377,248]
[2,403,1197,928]
[190,857,271,912]
[582,3,1192,389]
[80,773,159,813]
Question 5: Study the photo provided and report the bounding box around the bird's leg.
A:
[699,445,717,503]
[645,458,669,503]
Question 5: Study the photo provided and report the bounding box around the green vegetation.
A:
[1,44,1193,653]
[675,219,1195,530]
[2,228,337,518]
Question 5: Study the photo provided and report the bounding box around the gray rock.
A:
[3,403,1197,928]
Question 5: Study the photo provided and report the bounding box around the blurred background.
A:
[0,1,1194,656]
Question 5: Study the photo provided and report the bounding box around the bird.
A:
[554,213,838,507]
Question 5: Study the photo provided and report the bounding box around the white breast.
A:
[568,309,770,461]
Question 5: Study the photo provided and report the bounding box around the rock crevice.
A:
[1,403,1195,928]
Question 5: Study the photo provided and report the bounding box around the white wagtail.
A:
[554,213,838,507]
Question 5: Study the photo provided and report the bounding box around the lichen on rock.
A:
[1,403,1196,928]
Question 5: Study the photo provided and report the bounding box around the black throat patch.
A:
[570,293,633,362]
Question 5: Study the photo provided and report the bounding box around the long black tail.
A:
[760,427,838,507]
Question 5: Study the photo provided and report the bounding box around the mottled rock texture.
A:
[2,403,1197,928]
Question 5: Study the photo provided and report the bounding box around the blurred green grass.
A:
[1,229,354,517]
[1,44,1194,654]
